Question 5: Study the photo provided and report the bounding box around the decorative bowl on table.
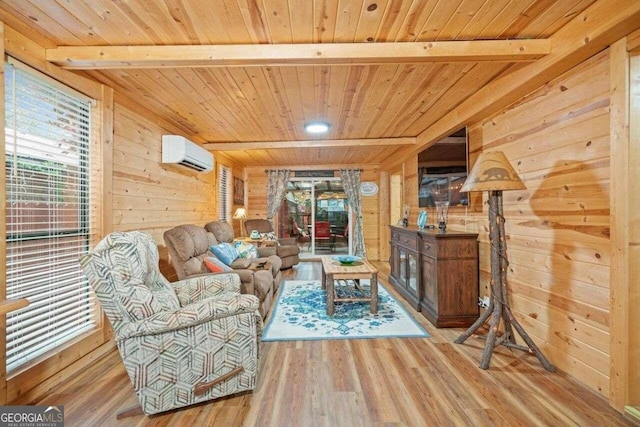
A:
[332,255,362,265]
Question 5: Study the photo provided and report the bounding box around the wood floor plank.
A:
[303,358,333,424]
[32,261,633,427]
[378,346,436,426]
[328,340,360,393]
[350,338,402,423]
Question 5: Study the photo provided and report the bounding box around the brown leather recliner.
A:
[163,224,281,317]
[204,221,283,291]
[243,219,300,269]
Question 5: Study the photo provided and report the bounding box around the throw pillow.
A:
[209,242,239,266]
[234,241,258,260]
[204,256,233,273]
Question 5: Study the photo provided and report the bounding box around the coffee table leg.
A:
[327,273,334,316]
[321,267,326,290]
[370,272,378,314]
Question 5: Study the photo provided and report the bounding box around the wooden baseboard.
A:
[625,406,640,423]
[9,339,116,405]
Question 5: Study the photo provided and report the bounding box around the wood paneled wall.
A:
[111,98,243,280]
[244,166,381,261]
[477,50,611,396]
[625,50,640,409]
[398,49,613,397]
[605,33,640,414]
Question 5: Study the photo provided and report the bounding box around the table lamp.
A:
[454,151,555,372]
[233,207,248,237]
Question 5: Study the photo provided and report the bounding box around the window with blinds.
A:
[4,60,97,372]
[218,165,231,222]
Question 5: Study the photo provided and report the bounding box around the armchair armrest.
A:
[171,273,240,306]
[116,292,260,341]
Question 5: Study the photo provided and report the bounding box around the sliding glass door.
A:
[278,178,351,258]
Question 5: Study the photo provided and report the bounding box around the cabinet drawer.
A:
[420,239,436,257]
[396,233,418,250]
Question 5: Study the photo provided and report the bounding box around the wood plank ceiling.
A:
[0,0,597,167]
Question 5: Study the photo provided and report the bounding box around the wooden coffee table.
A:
[321,256,378,316]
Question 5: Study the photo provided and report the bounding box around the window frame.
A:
[0,45,113,403]
[4,59,99,374]
[218,165,232,223]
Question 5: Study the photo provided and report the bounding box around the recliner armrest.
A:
[171,273,240,306]
[257,246,277,257]
[116,292,260,340]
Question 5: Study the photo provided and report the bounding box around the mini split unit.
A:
[161,135,214,172]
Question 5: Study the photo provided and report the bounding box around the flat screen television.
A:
[418,128,468,208]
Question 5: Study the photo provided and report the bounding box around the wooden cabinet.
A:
[419,231,479,327]
[389,226,479,327]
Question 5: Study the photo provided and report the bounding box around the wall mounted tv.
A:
[418,127,468,208]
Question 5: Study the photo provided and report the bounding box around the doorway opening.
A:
[277,178,352,258]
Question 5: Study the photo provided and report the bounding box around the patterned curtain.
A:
[266,169,290,225]
[340,169,366,257]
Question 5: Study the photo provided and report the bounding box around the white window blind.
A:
[218,166,231,222]
[4,60,97,372]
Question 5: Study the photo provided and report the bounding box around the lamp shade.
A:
[233,208,248,219]
[460,151,525,192]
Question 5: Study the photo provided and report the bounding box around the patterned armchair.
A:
[80,231,262,416]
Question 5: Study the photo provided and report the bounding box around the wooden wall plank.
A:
[609,38,630,411]
[627,28,640,53]
[629,52,640,410]
[378,170,390,263]
[99,86,114,242]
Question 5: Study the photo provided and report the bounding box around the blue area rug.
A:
[262,280,429,341]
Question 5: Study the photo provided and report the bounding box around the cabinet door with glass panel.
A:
[389,227,421,310]
[400,247,419,299]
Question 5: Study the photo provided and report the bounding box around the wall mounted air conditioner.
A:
[162,135,214,172]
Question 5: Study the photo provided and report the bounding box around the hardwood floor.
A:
[35,262,634,426]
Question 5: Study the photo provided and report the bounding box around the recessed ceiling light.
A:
[304,122,330,134]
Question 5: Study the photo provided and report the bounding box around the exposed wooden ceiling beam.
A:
[46,40,550,69]
[204,138,415,151]
[409,0,640,159]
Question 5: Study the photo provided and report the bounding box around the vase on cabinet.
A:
[417,210,427,229]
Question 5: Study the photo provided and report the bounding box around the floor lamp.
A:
[233,207,248,237]
[455,151,555,372]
